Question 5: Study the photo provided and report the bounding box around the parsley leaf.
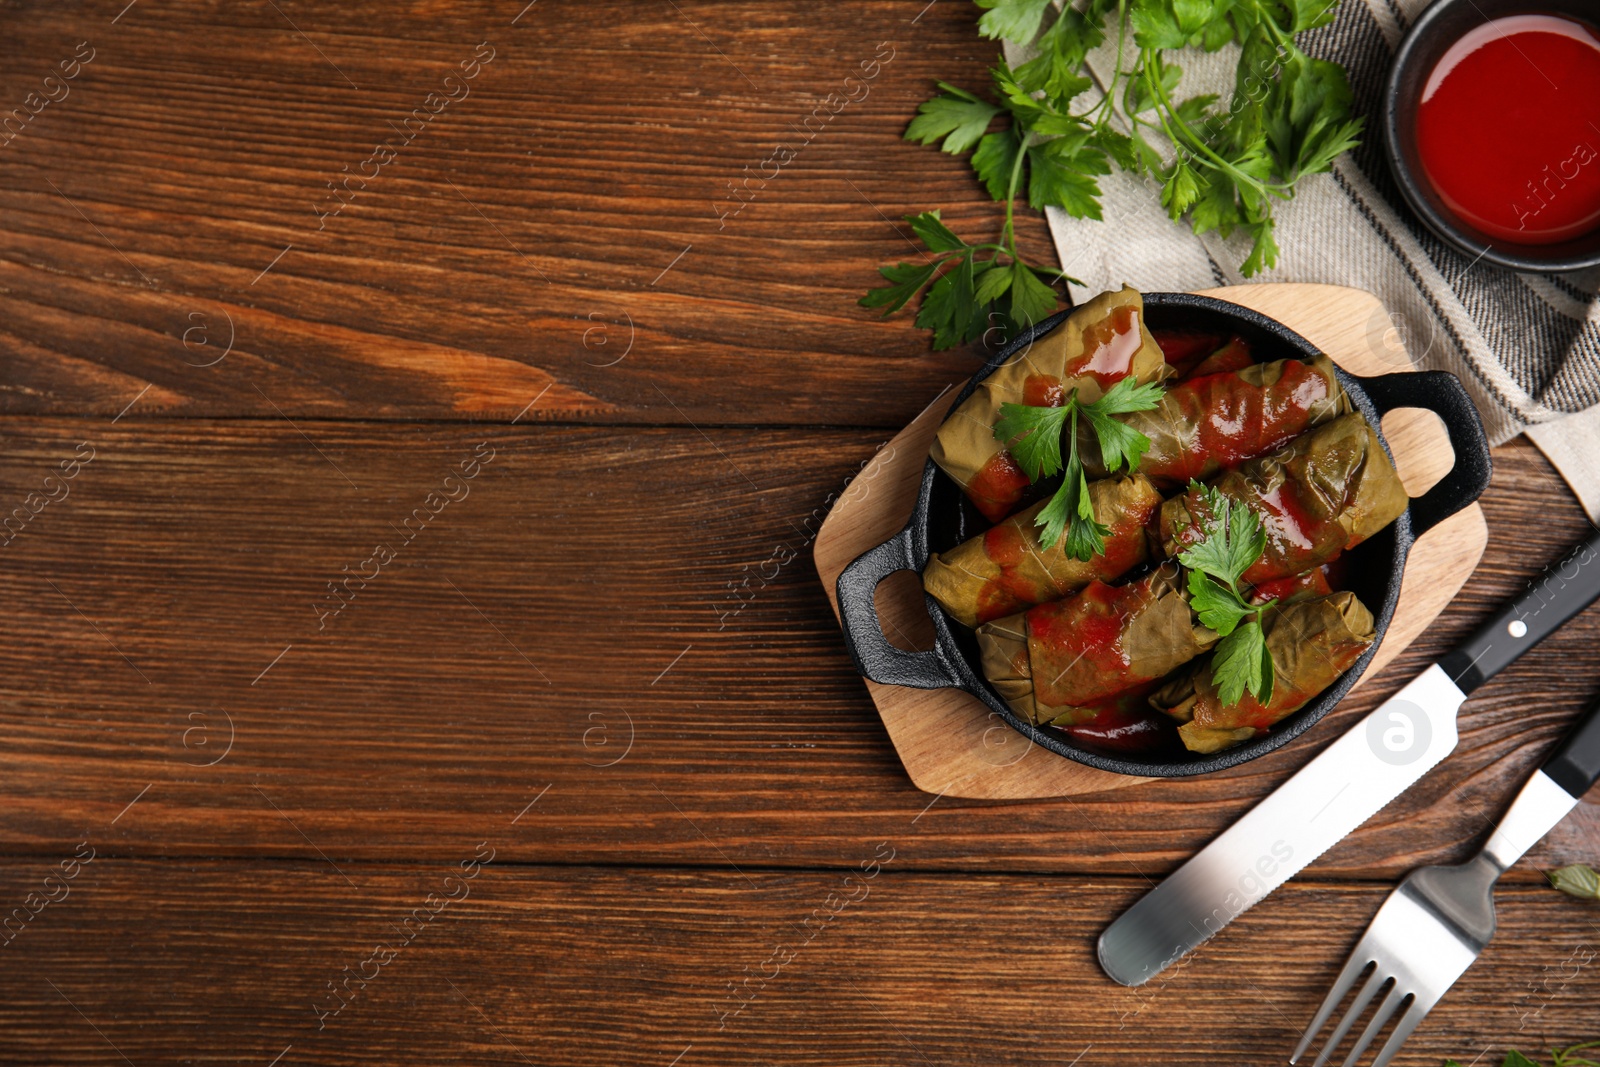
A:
[905,83,1003,155]
[974,0,1055,43]
[994,402,1070,480]
[1177,481,1277,705]
[1187,572,1254,636]
[1078,376,1164,471]
[1035,431,1105,558]
[993,376,1161,557]
[970,130,1024,201]
[859,260,941,316]
[1210,618,1271,706]
[859,212,1068,350]
[905,211,968,253]
[1177,483,1265,590]
[1007,257,1060,326]
[1448,1048,1600,1067]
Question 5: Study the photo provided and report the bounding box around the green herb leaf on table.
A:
[974,0,1057,45]
[1549,863,1600,901]
[905,82,1003,155]
[1177,481,1277,706]
[993,377,1161,559]
[859,211,1077,350]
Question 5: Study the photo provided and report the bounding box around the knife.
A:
[1098,526,1600,987]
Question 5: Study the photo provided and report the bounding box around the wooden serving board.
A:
[814,283,1489,800]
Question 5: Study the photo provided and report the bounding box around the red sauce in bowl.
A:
[1416,13,1600,245]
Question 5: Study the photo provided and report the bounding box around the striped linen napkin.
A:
[1008,0,1600,517]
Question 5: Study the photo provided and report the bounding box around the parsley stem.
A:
[1141,52,1291,198]
[1093,0,1128,128]
[1002,129,1029,258]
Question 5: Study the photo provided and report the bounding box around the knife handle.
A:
[1439,527,1600,694]
[1544,689,1600,799]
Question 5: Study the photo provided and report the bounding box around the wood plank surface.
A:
[0,859,1595,1066]
[0,0,1036,426]
[4,1,1600,1061]
[1,416,1595,881]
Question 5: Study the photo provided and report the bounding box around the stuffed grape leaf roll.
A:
[930,286,1169,522]
[1158,413,1408,587]
[976,565,1218,726]
[1085,355,1347,487]
[922,474,1162,628]
[1151,591,1375,753]
[1180,335,1255,379]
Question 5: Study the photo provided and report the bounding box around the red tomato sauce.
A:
[1150,329,1224,376]
[1244,482,1339,585]
[1248,565,1334,606]
[966,450,1033,522]
[1066,305,1143,388]
[1416,13,1600,244]
[1048,684,1170,755]
[1022,373,1065,407]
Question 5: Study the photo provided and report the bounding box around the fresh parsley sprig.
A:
[859,210,1071,348]
[865,0,1364,348]
[1177,481,1277,706]
[993,375,1164,558]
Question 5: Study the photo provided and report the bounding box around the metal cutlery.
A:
[1292,686,1600,1067]
[1098,526,1600,987]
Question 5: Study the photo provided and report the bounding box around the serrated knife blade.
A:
[1098,663,1465,987]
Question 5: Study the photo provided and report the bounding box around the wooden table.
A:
[1,3,1596,1064]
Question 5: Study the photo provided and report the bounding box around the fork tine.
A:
[1368,991,1439,1067]
[1313,966,1387,1067]
[1292,945,1376,1064]
[1341,982,1410,1067]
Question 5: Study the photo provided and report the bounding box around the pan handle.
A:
[1353,369,1492,537]
[836,527,958,690]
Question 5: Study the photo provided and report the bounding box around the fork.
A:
[1292,689,1600,1067]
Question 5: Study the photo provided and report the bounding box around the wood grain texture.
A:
[0,417,1592,881]
[814,284,1488,800]
[3,2,1600,1059]
[1,858,1597,1066]
[0,0,1049,426]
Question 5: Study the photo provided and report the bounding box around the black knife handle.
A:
[1544,689,1600,799]
[1439,527,1600,694]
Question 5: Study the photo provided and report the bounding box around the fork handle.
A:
[1544,688,1600,799]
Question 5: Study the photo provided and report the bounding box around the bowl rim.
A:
[917,292,1416,777]
[1383,0,1600,272]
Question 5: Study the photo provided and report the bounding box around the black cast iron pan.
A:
[835,292,1493,777]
